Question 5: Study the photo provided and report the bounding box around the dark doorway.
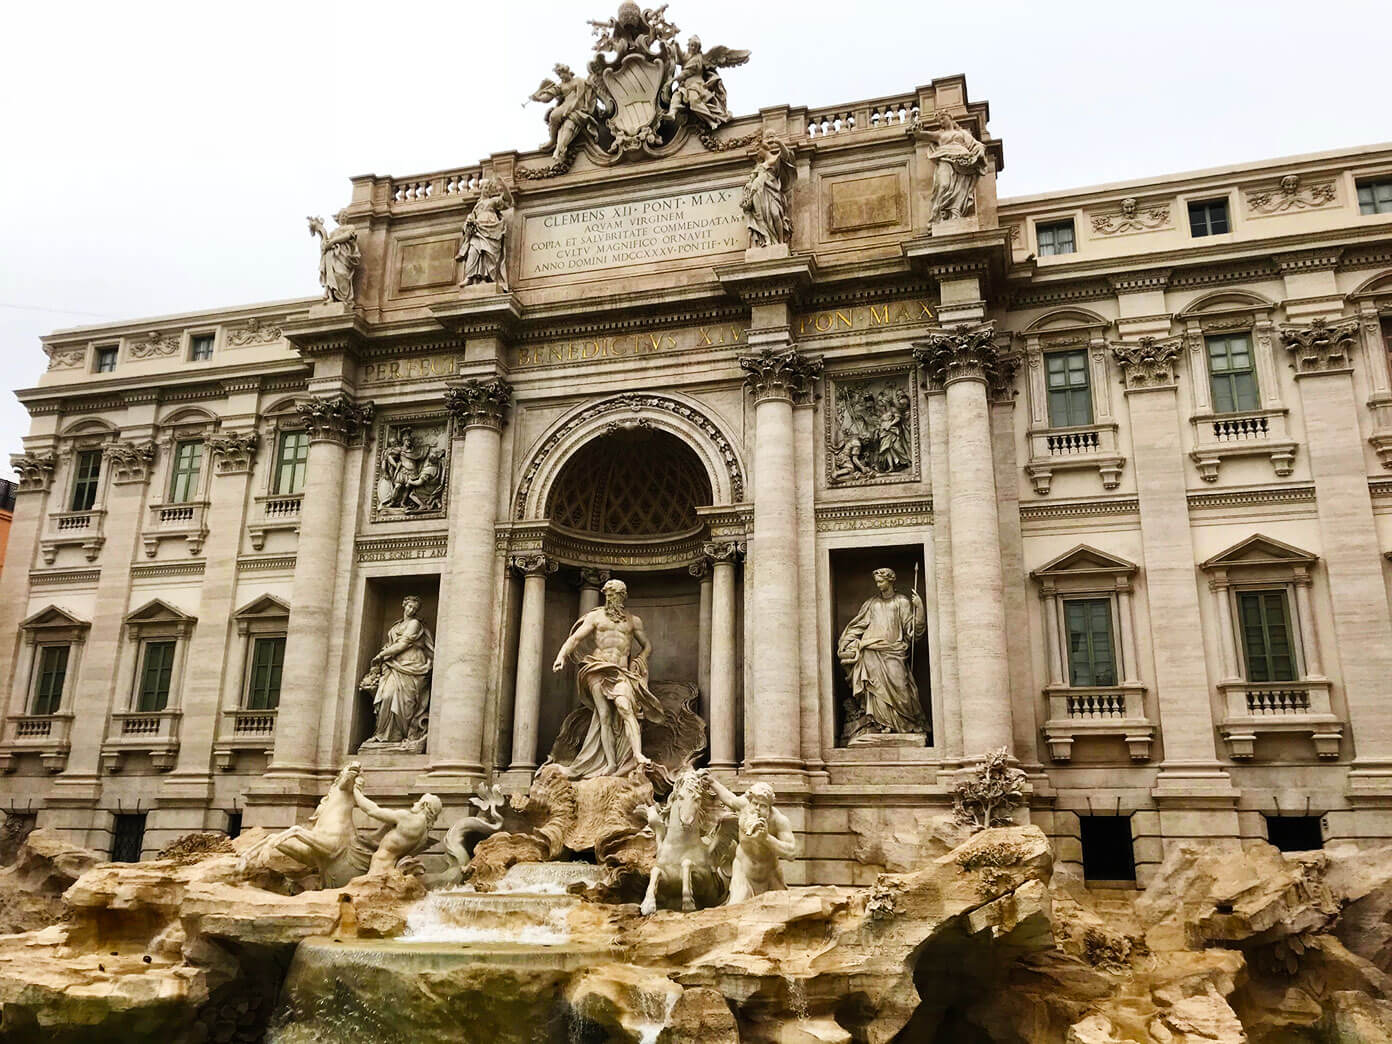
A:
[1079,815,1136,883]
[225,811,243,839]
[111,813,147,863]
[1266,814,1323,852]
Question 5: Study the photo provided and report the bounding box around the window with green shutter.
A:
[168,439,203,503]
[273,432,309,495]
[1207,334,1260,414]
[246,636,285,710]
[137,640,177,711]
[31,645,69,715]
[1046,350,1093,427]
[70,449,102,511]
[1064,598,1117,687]
[1238,589,1297,683]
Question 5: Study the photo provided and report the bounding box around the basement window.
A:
[111,813,146,863]
[1265,815,1323,852]
[1079,815,1136,883]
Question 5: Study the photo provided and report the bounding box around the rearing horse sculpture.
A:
[640,768,734,914]
[237,762,365,889]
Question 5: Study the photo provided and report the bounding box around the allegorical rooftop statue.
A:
[741,136,796,249]
[913,110,989,223]
[837,567,929,740]
[457,178,514,289]
[307,213,361,305]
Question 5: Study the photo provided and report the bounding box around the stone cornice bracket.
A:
[715,254,816,308]
[702,540,746,562]
[104,440,158,484]
[1110,336,1183,391]
[296,394,376,445]
[205,431,259,475]
[10,451,57,492]
[1280,316,1360,374]
[1275,247,1343,275]
[1106,268,1172,295]
[511,553,559,577]
[444,377,514,432]
[911,323,1010,392]
[430,294,524,339]
[738,347,823,403]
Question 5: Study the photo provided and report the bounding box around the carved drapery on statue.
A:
[837,568,928,742]
[358,596,434,754]
[741,137,795,248]
[307,213,361,305]
[457,179,514,289]
[524,3,748,168]
[911,111,988,223]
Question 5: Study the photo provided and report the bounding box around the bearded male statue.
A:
[550,578,666,778]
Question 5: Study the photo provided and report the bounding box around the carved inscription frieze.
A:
[514,323,746,368]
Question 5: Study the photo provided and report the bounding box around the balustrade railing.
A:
[390,169,483,205]
[806,96,919,138]
[230,709,277,737]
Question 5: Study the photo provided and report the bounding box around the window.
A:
[189,333,214,361]
[1206,334,1260,413]
[1064,598,1116,687]
[1079,816,1136,883]
[167,439,203,503]
[1266,815,1323,852]
[70,449,102,511]
[1037,219,1076,257]
[94,345,118,373]
[1238,589,1296,683]
[246,636,285,710]
[137,640,177,711]
[110,813,146,863]
[1188,198,1230,237]
[31,645,69,716]
[1357,178,1392,216]
[1045,350,1093,427]
[273,431,309,495]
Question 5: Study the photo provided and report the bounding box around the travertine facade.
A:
[5,32,1392,886]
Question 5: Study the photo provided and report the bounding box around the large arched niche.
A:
[514,392,745,522]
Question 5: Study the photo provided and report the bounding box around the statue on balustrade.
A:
[914,111,988,222]
[741,136,795,248]
[837,568,929,741]
[358,595,434,753]
[549,577,705,780]
[457,178,514,290]
[307,213,361,305]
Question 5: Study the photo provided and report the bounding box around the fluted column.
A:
[428,378,512,783]
[739,348,820,776]
[689,559,712,725]
[705,541,742,770]
[266,395,374,777]
[509,553,557,774]
[914,327,1013,759]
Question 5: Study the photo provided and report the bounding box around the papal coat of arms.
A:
[527,3,749,164]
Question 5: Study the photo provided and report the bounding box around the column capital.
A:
[1281,316,1360,375]
[103,439,158,484]
[738,347,822,403]
[578,567,611,589]
[296,394,376,444]
[912,323,1014,395]
[205,431,259,475]
[702,540,746,563]
[511,553,559,577]
[10,451,57,492]
[445,376,514,431]
[1110,336,1183,391]
[688,558,711,580]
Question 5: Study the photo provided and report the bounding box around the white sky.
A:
[1,0,1386,478]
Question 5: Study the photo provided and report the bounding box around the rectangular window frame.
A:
[272,430,310,495]
[111,813,146,863]
[1063,596,1118,688]
[1036,219,1077,257]
[30,643,71,716]
[1357,177,1392,216]
[1235,586,1300,684]
[70,448,103,512]
[1044,348,1094,428]
[93,345,118,373]
[1206,333,1261,414]
[135,639,178,712]
[167,439,204,504]
[1188,197,1230,237]
[189,332,215,362]
[244,634,286,711]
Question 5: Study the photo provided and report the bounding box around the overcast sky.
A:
[1,0,1386,478]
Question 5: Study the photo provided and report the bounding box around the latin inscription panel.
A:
[522,187,745,279]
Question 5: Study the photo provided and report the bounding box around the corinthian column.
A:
[704,540,743,770]
[266,394,374,778]
[508,553,558,774]
[739,347,821,776]
[427,377,512,784]
[913,327,1012,759]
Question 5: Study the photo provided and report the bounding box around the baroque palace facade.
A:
[4,16,1392,884]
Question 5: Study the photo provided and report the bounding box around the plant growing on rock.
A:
[951,748,1027,831]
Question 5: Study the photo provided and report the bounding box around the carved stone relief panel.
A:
[825,367,920,487]
[371,414,449,522]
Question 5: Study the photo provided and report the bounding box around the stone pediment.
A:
[19,605,90,633]
[1201,533,1317,570]
[1031,544,1138,580]
[124,598,197,626]
[233,594,291,621]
